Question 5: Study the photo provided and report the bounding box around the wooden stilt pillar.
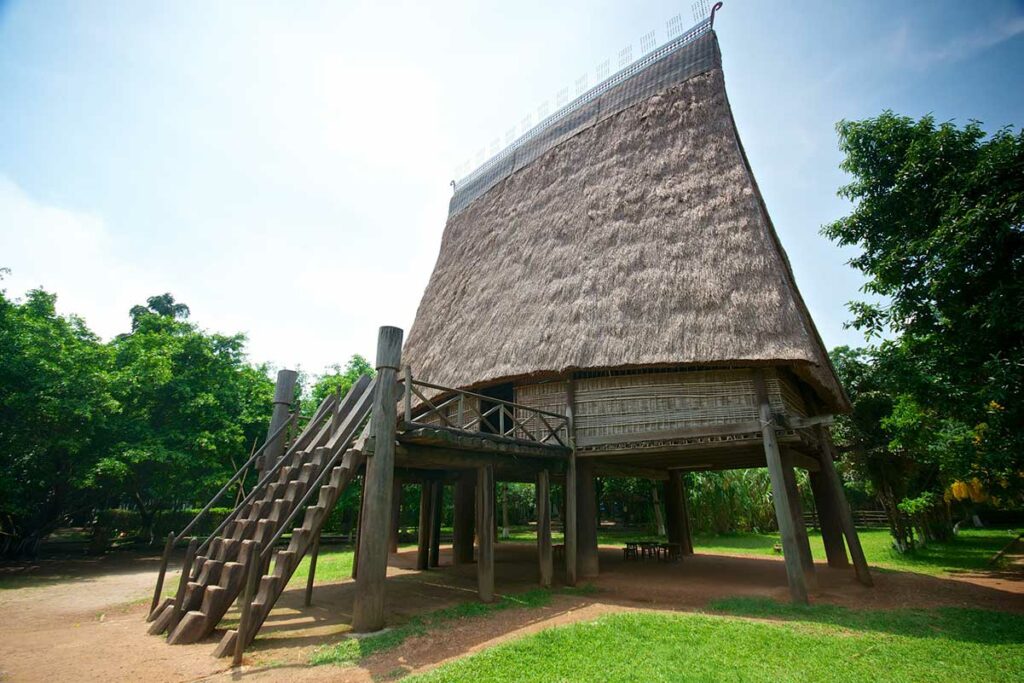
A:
[453,471,475,565]
[817,426,873,586]
[476,464,495,602]
[754,370,809,605]
[416,481,430,571]
[352,326,403,633]
[429,480,443,568]
[564,378,578,586]
[679,474,695,555]
[781,452,818,591]
[389,478,402,553]
[665,476,682,545]
[351,477,365,580]
[576,461,599,578]
[536,469,553,588]
[810,471,849,568]
[667,470,694,555]
[564,459,578,585]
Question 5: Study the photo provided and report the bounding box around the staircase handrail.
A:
[260,376,377,562]
[174,412,298,544]
[193,392,340,558]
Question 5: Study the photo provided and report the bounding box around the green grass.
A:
[503,525,1018,576]
[287,546,356,587]
[309,587,595,667]
[691,527,1018,576]
[409,601,1024,682]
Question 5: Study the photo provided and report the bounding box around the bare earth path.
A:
[2,542,1022,682]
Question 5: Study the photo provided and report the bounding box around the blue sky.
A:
[1,0,1022,375]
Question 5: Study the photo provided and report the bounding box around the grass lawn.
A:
[505,525,1019,576]
[409,598,1024,682]
[309,588,583,666]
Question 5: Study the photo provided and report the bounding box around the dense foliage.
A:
[0,284,359,556]
[823,113,1023,548]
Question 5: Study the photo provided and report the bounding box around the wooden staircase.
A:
[212,447,364,657]
[146,374,375,649]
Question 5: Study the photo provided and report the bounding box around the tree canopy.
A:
[823,112,1023,546]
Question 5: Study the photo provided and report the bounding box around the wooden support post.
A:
[817,426,873,586]
[679,474,695,555]
[351,477,365,580]
[429,480,443,567]
[536,469,553,588]
[233,540,261,667]
[169,537,198,631]
[781,452,818,591]
[305,532,321,607]
[416,481,431,570]
[477,464,495,602]
[352,326,403,633]
[149,531,175,618]
[564,379,578,586]
[754,370,809,605]
[651,484,666,537]
[262,369,298,473]
[389,478,402,553]
[666,471,684,548]
[576,461,599,578]
[809,471,849,568]
[452,471,476,565]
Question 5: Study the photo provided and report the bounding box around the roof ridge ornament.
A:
[710,2,724,29]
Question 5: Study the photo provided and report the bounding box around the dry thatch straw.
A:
[404,33,847,412]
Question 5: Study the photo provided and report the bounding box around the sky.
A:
[1,0,1022,378]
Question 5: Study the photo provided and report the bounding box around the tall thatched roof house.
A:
[144,11,872,654]
[400,15,871,602]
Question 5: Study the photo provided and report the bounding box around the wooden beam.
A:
[754,370,809,605]
[536,469,553,588]
[399,423,569,457]
[576,420,763,448]
[452,471,475,565]
[352,326,403,633]
[817,425,873,586]
[476,464,495,602]
[395,444,562,477]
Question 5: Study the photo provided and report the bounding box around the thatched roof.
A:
[404,30,848,412]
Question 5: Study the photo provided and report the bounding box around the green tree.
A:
[823,112,1023,502]
[0,286,115,555]
[307,355,374,413]
[89,297,274,540]
[128,292,190,331]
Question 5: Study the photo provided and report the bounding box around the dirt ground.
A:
[1,542,1022,682]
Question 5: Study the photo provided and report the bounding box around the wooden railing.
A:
[399,367,570,448]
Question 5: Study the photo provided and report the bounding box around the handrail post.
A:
[169,537,198,630]
[304,533,321,607]
[403,365,413,423]
[458,394,465,430]
[148,531,175,619]
[262,369,298,473]
[233,540,261,667]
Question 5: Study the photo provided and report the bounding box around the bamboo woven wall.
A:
[515,369,808,447]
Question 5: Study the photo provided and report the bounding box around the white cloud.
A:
[891,15,1024,69]
[0,176,164,338]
